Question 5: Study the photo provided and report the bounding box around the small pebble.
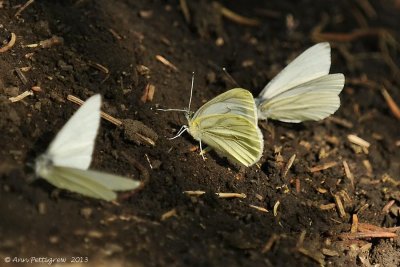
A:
[38,202,47,215]
[80,207,93,219]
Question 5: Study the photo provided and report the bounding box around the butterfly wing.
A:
[255,42,345,122]
[257,74,345,122]
[193,88,258,124]
[38,165,140,201]
[46,94,101,169]
[257,42,331,101]
[188,114,263,167]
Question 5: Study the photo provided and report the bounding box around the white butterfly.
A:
[35,94,140,201]
[163,78,264,167]
[255,42,345,123]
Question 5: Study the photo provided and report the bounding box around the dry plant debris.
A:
[0,32,16,53]
[381,88,400,120]
[216,192,246,199]
[161,208,177,221]
[213,2,260,26]
[67,95,158,146]
[347,134,370,148]
[155,55,179,72]
[140,83,156,103]
[249,204,268,213]
[14,0,35,17]
[9,90,33,102]
[183,190,206,196]
[309,161,338,172]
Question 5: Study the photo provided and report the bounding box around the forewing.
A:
[190,114,263,166]
[257,42,331,101]
[193,88,258,124]
[47,94,101,169]
[257,74,344,122]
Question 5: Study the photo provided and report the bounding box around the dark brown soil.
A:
[1,0,399,266]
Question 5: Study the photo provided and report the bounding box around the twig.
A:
[214,2,260,26]
[347,134,370,148]
[356,0,377,18]
[319,203,336,210]
[282,154,296,178]
[67,94,123,126]
[249,204,269,213]
[15,68,28,84]
[161,208,177,221]
[338,231,397,240]
[216,192,246,199]
[108,28,122,40]
[382,200,395,214]
[14,0,35,17]
[183,190,206,196]
[297,247,325,266]
[273,200,280,216]
[381,88,400,120]
[343,161,355,189]
[179,0,190,23]
[88,62,109,74]
[144,154,153,169]
[155,55,179,72]
[309,161,337,172]
[358,223,400,233]
[351,214,358,233]
[328,116,353,128]
[0,32,16,53]
[334,194,346,218]
[261,234,279,253]
[9,90,33,102]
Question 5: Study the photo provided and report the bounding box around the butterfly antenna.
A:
[156,108,187,112]
[188,72,195,113]
[222,67,240,87]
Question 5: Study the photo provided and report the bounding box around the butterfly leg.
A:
[169,125,188,140]
[199,140,206,160]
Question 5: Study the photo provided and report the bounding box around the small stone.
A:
[206,71,216,84]
[87,230,103,238]
[49,236,59,244]
[80,207,93,219]
[58,60,73,71]
[123,119,158,146]
[139,10,153,18]
[102,243,123,256]
[4,87,19,97]
[136,65,150,77]
[38,202,47,215]
[34,101,41,111]
[152,160,162,169]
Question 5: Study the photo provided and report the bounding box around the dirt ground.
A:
[1,0,400,266]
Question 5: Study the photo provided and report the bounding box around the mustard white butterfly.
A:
[162,78,263,167]
[35,94,140,201]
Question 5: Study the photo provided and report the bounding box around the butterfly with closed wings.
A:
[255,42,345,123]
[163,77,264,167]
[35,94,140,201]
